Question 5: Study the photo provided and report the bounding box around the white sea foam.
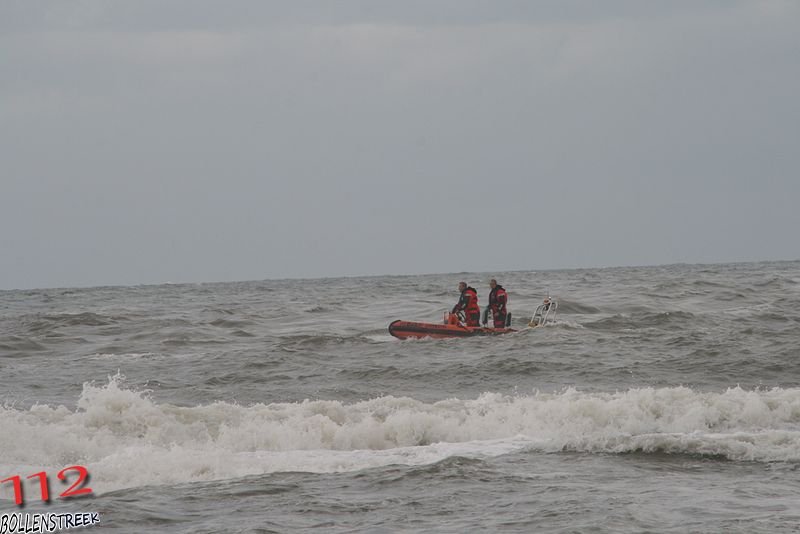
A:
[363,334,396,343]
[2,376,800,496]
[86,352,157,360]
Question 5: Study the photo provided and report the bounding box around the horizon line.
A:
[2,257,798,293]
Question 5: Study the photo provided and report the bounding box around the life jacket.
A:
[463,287,480,315]
[454,287,480,316]
[489,286,508,314]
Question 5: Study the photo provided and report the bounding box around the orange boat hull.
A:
[388,320,515,339]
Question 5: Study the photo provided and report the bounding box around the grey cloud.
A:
[1,1,798,289]
[1,0,752,33]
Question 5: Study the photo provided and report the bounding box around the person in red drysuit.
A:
[452,281,481,327]
[485,278,509,328]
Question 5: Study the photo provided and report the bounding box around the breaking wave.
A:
[2,376,800,496]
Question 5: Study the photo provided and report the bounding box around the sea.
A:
[1,261,800,533]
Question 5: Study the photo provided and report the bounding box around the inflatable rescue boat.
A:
[388,298,557,340]
[388,320,514,339]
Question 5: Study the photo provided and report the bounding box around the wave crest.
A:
[2,377,800,495]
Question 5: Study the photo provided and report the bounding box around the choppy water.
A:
[2,261,800,532]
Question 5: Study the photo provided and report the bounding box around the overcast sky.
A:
[1,1,798,289]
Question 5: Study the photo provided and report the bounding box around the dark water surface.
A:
[2,261,800,532]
